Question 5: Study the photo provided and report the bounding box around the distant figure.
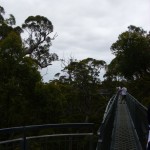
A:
[116,86,122,102]
[120,86,127,104]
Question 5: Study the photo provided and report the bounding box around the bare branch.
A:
[51,32,58,40]
[41,67,49,78]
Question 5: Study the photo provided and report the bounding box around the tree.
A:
[60,58,106,122]
[22,15,58,68]
[0,27,42,126]
[104,25,150,107]
[0,5,52,127]
[0,5,58,68]
[62,58,106,83]
[0,5,5,22]
[109,25,150,80]
[104,57,124,81]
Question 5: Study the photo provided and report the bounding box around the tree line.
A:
[0,5,150,130]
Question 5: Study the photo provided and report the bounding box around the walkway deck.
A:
[110,101,142,150]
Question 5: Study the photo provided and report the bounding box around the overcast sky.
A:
[1,0,150,82]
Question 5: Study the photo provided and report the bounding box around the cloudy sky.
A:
[1,0,150,82]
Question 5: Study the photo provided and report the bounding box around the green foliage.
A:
[33,82,65,124]
[5,14,16,26]
[0,5,109,131]
[0,5,58,69]
[110,25,150,80]
[105,25,150,107]
[58,58,107,122]
[0,6,5,22]
[22,15,58,68]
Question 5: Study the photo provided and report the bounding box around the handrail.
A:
[0,123,95,150]
[0,123,94,133]
[0,133,93,144]
[97,94,118,150]
[101,95,115,123]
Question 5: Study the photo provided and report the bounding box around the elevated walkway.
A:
[111,101,142,150]
[97,93,148,150]
[0,93,148,150]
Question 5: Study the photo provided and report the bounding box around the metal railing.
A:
[96,92,148,150]
[1,93,148,150]
[126,93,148,150]
[96,94,118,150]
[0,123,95,150]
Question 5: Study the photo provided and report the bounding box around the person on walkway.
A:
[120,86,127,104]
[117,86,122,102]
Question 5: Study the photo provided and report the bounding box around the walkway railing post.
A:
[90,135,93,150]
[96,94,118,150]
[68,136,72,150]
[22,127,27,150]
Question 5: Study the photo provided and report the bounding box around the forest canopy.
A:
[0,5,149,130]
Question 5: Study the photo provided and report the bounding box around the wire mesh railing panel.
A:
[96,94,118,150]
[126,93,148,150]
[0,123,95,150]
[0,139,22,150]
[26,134,93,150]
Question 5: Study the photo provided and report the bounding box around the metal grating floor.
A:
[110,102,142,150]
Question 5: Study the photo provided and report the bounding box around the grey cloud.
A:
[1,0,149,81]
